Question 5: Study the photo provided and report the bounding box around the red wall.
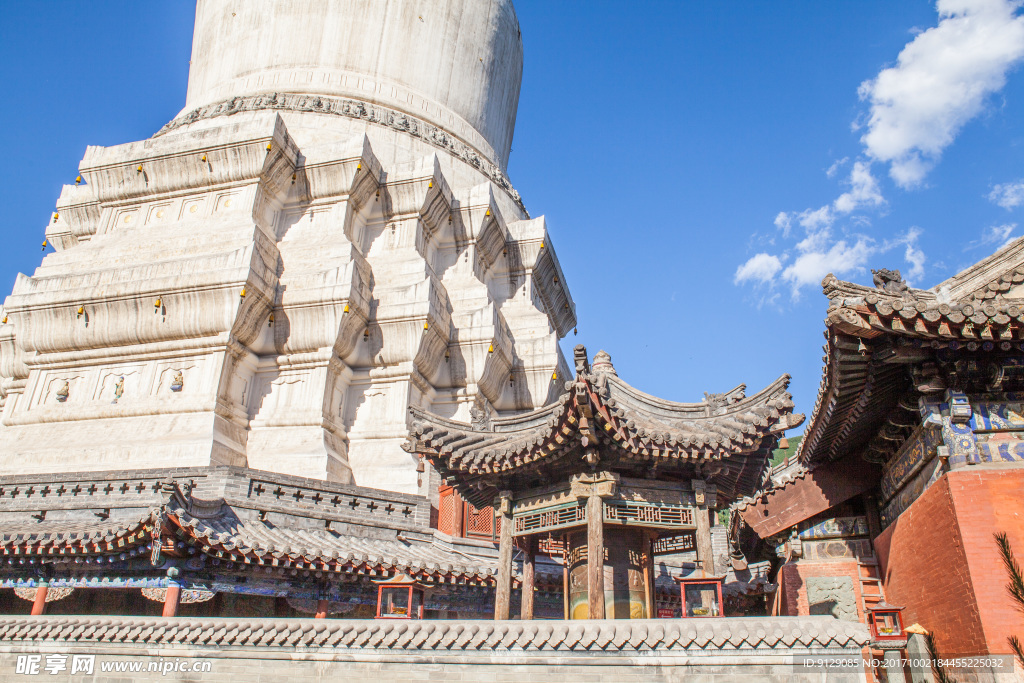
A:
[874,466,1024,656]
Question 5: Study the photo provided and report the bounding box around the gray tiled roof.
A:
[0,615,869,651]
[168,498,496,580]
[0,480,496,582]
[0,513,154,551]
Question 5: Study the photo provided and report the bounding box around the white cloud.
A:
[774,211,792,237]
[971,222,1019,250]
[899,227,927,280]
[797,205,834,231]
[738,226,929,298]
[989,179,1024,209]
[834,161,885,213]
[734,253,783,285]
[735,0,1024,304]
[781,238,877,294]
[826,157,849,178]
[904,243,926,279]
[857,0,1024,188]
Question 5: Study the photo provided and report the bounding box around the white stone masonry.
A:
[0,0,576,496]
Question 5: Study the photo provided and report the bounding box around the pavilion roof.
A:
[406,345,802,509]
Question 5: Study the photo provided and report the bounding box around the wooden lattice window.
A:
[437,486,458,536]
[537,535,564,558]
[464,501,495,541]
[434,486,497,542]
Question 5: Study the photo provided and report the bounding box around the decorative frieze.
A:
[880,427,941,503]
[797,516,869,540]
[155,93,527,214]
[880,457,945,528]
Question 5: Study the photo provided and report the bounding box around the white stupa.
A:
[0,0,575,496]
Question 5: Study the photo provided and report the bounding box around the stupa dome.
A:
[184,0,523,170]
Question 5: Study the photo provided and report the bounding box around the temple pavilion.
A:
[406,345,802,619]
[733,243,1024,664]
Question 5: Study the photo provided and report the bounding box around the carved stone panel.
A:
[806,576,858,622]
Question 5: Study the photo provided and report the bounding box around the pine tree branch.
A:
[1010,636,1024,669]
[925,632,961,683]
[995,532,1024,614]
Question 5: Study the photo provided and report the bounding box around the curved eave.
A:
[801,265,1024,467]
[407,356,801,508]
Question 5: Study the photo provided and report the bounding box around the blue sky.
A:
[2,1,1024,427]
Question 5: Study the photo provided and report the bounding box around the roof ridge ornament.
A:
[703,386,745,415]
[871,268,909,296]
[573,344,590,376]
[592,350,616,376]
[469,396,493,431]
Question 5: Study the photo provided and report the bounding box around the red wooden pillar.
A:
[453,489,466,538]
[315,599,329,619]
[30,582,48,616]
[162,568,181,617]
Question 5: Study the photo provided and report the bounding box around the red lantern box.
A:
[373,572,427,620]
[674,567,725,618]
[867,600,905,642]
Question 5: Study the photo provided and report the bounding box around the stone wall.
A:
[0,615,869,682]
